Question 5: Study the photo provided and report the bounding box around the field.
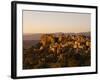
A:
[23,33,91,69]
[23,40,39,49]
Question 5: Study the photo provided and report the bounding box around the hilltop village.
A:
[23,33,91,69]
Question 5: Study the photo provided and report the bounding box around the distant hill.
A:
[23,33,42,40]
[23,32,90,40]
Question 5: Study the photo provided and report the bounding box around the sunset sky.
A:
[23,10,91,34]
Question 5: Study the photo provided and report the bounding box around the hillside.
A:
[23,32,90,40]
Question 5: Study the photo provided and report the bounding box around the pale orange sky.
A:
[23,10,91,34]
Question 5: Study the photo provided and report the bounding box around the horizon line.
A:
[23,31,91,34]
